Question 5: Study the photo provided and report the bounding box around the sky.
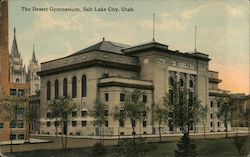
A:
[8,0,249,94]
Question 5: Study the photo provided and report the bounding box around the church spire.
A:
[31,44,37,63]
[11,26,19,57]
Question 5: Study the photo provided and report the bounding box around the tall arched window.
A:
[189,80,193,88]
[180,78,184,87]
[63,78,67,98]
[169,76,174,86]
[72,76,77,98]
[47,81,51,100]
[54,79,59,99]
[82,75,87,97]
[169,90,174,105]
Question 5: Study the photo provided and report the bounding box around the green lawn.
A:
[10,138,248,157]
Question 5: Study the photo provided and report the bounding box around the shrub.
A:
[233,135,248,156]
[175,133,197,157]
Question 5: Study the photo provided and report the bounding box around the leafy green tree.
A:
[89,99,108,143]
[165,82,203,157]
[217,95,232,138]
[153,103,168,142]
[113,105,125,144]
[48,96,76,150]
[1,96,25,153]
[48,99,61,136]
[175,133,197,157]
[123,89,146,137]
[166,82,202,135]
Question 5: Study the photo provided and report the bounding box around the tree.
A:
[48,99,61,136]
[153,103,168,142]
[175,133,197,157]
[113,105,125,144]
[166,82,202,135]
[48,96,76,150]
[89,99,108,144]
[123,89,147,138]
[165,82,203,157]
[1,96,25,153]
[217,95,232,138]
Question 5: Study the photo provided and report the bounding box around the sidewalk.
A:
[32,130,250,140]
[0,138,51,146]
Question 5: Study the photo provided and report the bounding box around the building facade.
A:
[38,39,230,136]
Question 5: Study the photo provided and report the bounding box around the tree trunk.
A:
[225,122,228,138]
[55,118,58,137]
[60,131,64,150]
[158,122,161,143]
[117,126,120,145]
[139,120,142,137]
[133,127,135,139]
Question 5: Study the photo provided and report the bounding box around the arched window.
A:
[169,76,174,86]
[63,78,67,98]
[180,78,184,87]
[47,81,51,100]
[16,78,19,83]
[54,79,59,99]
[72,76,77,98]
[189,80,193,88]
[82,75,87,97]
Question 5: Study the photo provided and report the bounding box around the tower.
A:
[27,44,40,95]
[9,27,27,84]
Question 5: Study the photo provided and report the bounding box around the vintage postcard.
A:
[0,0,249,157]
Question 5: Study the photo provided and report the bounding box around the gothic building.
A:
[38,39,231,136]
[9,28,40,95]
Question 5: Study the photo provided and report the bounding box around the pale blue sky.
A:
[8,0,249,94]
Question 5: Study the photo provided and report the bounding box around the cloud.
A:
[179,4,207,21]
[227,5,246,16]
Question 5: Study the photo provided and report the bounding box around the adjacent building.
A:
[38,39,231,136]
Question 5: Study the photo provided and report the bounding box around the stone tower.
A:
[9,27,27,84]
[27,44,40,95]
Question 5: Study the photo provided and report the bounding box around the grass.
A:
[10,137,249,157]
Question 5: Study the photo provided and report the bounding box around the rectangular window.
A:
[10,134,16,140]
[72,121,77,127]
[0,123,4,129]
[217,102,220,108]
[210,101,213,107]
[210,122,213,127]
[18,89,25,97]
[10,122,16,128]
[18,134,24,140]
[120,93,125,101]
[47,122,51,127]
[143,111,147,117]
[105,93,109,101]
[143,95,147,103]
[210,114,213,119]
[143,121,147,127]
[119,120,124,127]
[17,122,24,128]
[72,111,77,117]
[217,122,220,127]
[81,121,87,127]
[10,88,17,96]
[46,112,51,118]
[82,111,87,117]
[132,120,136,128]
[105,120,108,127]
[104,110,109,117]
[54,121,59,127]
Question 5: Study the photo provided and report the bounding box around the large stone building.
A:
[38,39,231,136]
